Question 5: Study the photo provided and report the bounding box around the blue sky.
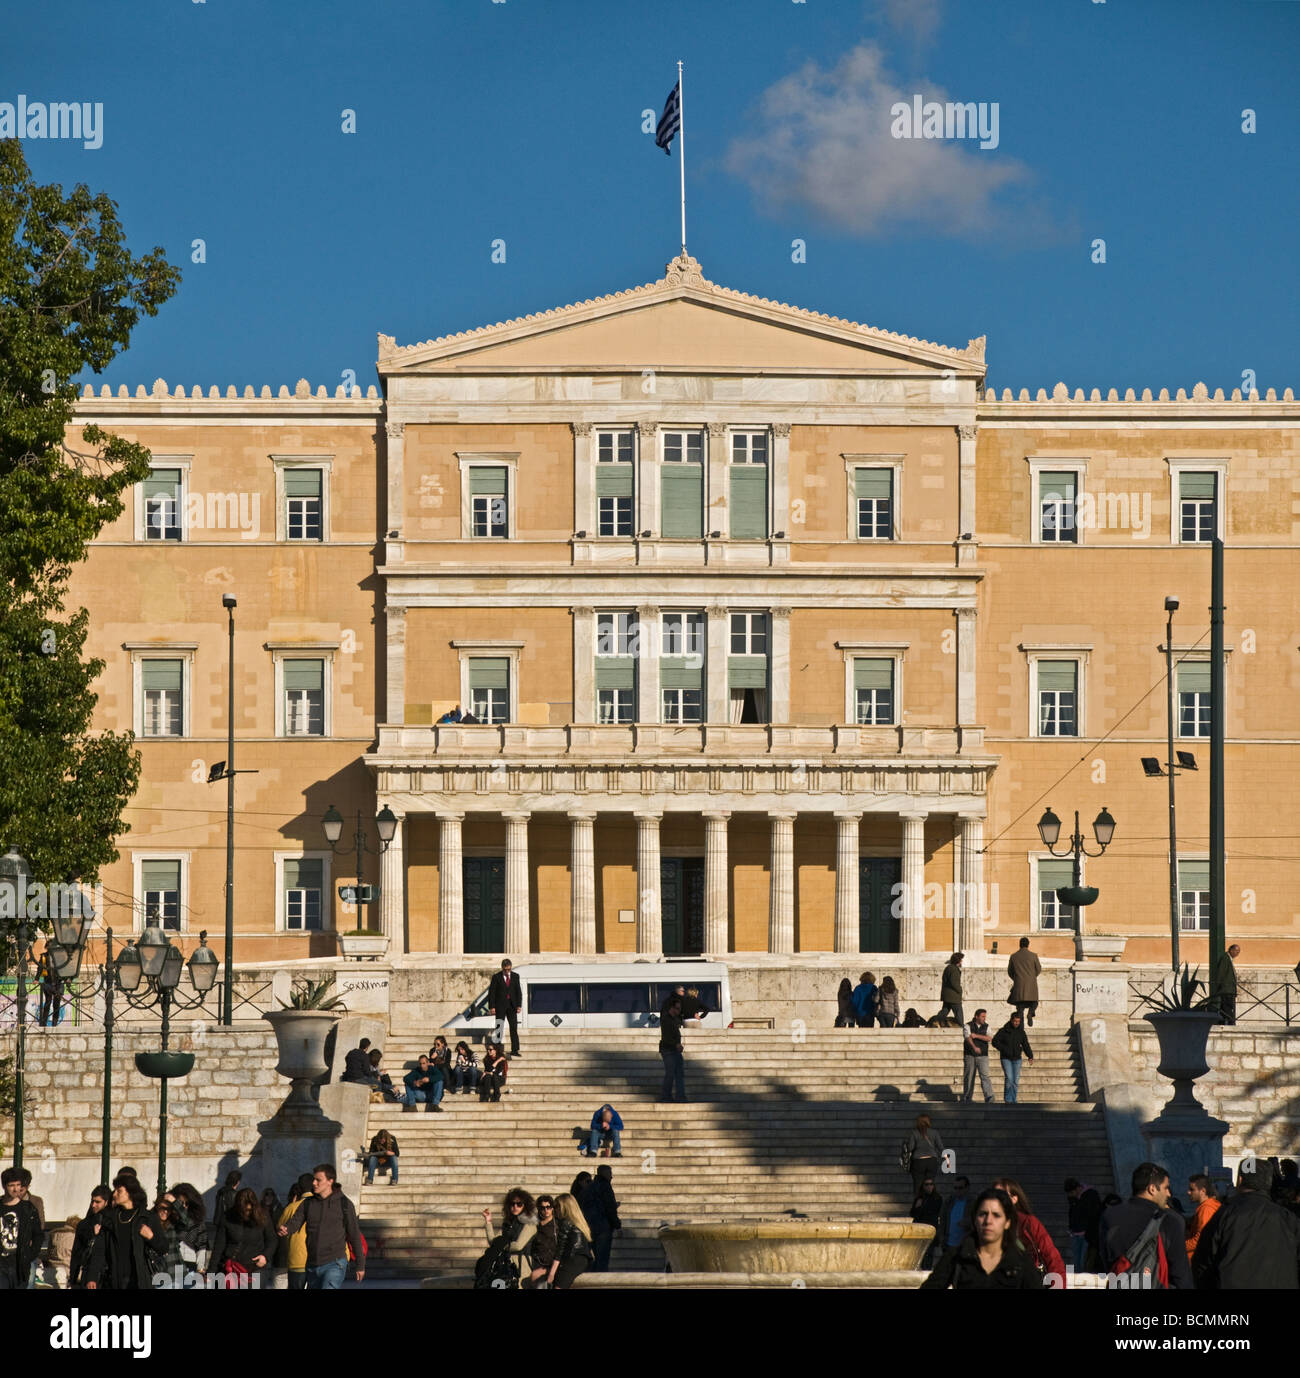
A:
[5,0,1297,394]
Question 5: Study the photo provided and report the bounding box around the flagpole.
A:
[677,59,686,256]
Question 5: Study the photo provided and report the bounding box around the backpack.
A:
[473,1238,520,1290]
[1112,1209,1169,1289]
[899,1138,912,1171]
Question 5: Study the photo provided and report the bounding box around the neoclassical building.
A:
[71,255,1300,967]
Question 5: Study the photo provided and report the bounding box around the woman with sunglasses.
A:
[479,1041,509,1102]
[479,1188,536,1287]
[525,1195,559,1288]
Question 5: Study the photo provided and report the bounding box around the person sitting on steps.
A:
[479,1041,509,1102]
[581,1103,623,1158]
[402,1054,443,1112]
[452,1041,480,1094]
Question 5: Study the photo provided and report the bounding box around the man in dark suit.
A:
[489,958,522,1056]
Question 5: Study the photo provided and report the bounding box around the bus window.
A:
[586,983,651,1015]
[653,982,720,1012]
[528,983,581,1014]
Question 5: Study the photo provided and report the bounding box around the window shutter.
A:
[661,466,703,538]
[141,659,182,692]
[1177,860,1210,891]
[469,657,509,691]
[854,469,893,500]
[1040,471,1076,503]
[594,660,635,691]
[729,466,768,538]
[1177,661,1211,693]
[144,468,181,500]
[285,858,322,890]
[468,466,507,496]
[1036,660,1077,692]
[1037,859,1074,892]
[1178,472,1216,500]
[596,465,634,498]
[142,859,180,892]
[728,656,768,690]
[283,659,324,691]
[660,657,702,690]
[853,658,893,690]
[283,468,321,498]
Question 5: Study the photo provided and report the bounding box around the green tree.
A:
[0,139,180,917]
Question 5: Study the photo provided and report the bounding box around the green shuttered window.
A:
[1178,661,1211,738]
[469,657,509,723]
[1040,471,1077,543]
[855,468,894,540]
[284,468,323,541]
[144,468,182,541]
[470,467,508,537]
[142,859,181,930]
[284,857,323,931]
[729,465,768,539]
[1178,859,1210,931]
[728,656,768,690]
[1036,660,1078,737]
[853,658,895,725]
[284,659,324,736]
[142,659,183,737]
[1037,858,1077,930]
[662,466,703,538]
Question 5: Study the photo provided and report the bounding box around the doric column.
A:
[636,604,660,724]
[635,812,663,953]
[379,809,406,952]
[770,607,792,724]
[572,421,594,537]
[833,812,862,953]
[385,604,407,724]
[503,812,530,955]
[771,422,791,539]
[707,602,729,724]
[768,813,796,953]
[957,424,977,559]
[706,421,728,537]
[702,811,730,955]
[958,813,985,952]
[899,812,928,954]
[569,812,597,955]
[636,420,660,538]
[573,605,595,725]
[956,608,976,727]
[437,813,465,955]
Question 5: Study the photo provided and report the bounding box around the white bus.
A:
[443,961,732,1038]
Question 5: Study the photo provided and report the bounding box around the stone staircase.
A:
[355,1028,1111,1279]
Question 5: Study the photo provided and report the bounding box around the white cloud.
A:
[882,0,942,45]
[724,43,1044,242]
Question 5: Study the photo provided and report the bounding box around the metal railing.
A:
[1128,978,1298,1026]
[0,977,276,1030]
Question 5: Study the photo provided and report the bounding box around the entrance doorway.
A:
[661,857,705,955]
[463,856,505,952]
[859,857,902,952]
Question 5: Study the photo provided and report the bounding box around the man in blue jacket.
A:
[583,1104,623,1157]
[851,972,878,1028]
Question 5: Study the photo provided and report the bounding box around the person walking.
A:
[69,1187,110,1288]
[489,958,523,1057]
[920,1187,1044,1290]
[83,1176,164,1290]
[36,943,65,1027]
[1007,936,1042,1026]
[548,1193,593,1289]
[962,1008,994,1103]
[1064,1177,1103,1272]
[214,1169,241,1222]
[851,971,879,1028]
[901,1113,945,1194]
[991,1010,1033,1104]
[210,1187,277,1285]
[911,1176,943,1269]
[938,952,964,1027]
[939,1177,972,1257]
[365,1129,400,1185]
[1099,1162,1193,1289]
[992,1177,1065,1284]
[876,976,900,1028]
[1192,1162,1300,1289]
[835,977,857,1028]
[1212,943,1240,1026]
[274,1174,315,1290]
[0,1168,42,1290]
[658,994,686,1102]
[1184,1174,1221,1265]
[279,1164,365,1290]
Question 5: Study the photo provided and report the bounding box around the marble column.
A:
[636,604,660,725]
[572,421,594,535]
[956,608,976,727]
[957,424,977,561]
[833,812,862,953]
[378,810,406,952]
[635,813,663,953]
[706,603,729,724]
[503,812,530,955]
[768,813,796,954]
[636,420,660,537]
[899,812,928,954]
[569,812,597,955]
[770,608,792,724]
[702,811,730,955]
[385,605,406,725]
[437,813,465,955]
[958,814,985,952]
[706,422,729,537]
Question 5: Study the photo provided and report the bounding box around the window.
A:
[730,432,769,539]
[597,612,638,657]
[728,613,768,722]
[1178,860,1210,931]
[284,468,323,541]
[596,612,637,723]
[730,612,767,655]
[1039,471,1078,544]
[468,657,510,723]
[141,659,184,737]
[527,983,582,1014]
[469,467,508,537]
[1036,661,1078,737]
[853,658,895,725]
[855,469,894,540]
[141,859,182,931]
[284,858,324,931]
[1037,858,1077,931]
[661,430,704,538]
[143,468,183,541]
[598,688,635,724]
[597,430,634,464]
[586,983,651,1014]
[1178,662,1211,739]
[596,430,634,536]
[662,688,703,723]
[1178,472,1217,544]
[661,612,704,658]
[283,659,324,736]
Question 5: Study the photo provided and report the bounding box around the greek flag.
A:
[655,80,681,155]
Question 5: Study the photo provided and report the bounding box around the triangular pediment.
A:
[379,255,985,377]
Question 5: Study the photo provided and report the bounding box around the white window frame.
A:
[275,851,334,933]
[597,688,636,724]
[134,457,192,542]
[1166,459,1228,545]
[1024,646,1090,739]
[457,452,519,540]
[597,493,634,537]
[661,687,703,723]
[729,431,769,465]
[596,611,640,658]
[1176,656,1212,740]
[660,611,705,659]
[729,611,768,656]
[843,456,903,541]
[1027,458,1088,546]
[273,456,333,542]
[127,644,197,738]
[1030,851,1082,933]
[454,641,523,724]
[1176,854,1211,932]
[596,428,636,465]
[131,851,191,935]
[836,642,908,725]
[268,644,338,738]
[661,429,705,464]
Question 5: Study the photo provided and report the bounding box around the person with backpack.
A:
[875,975,900,1028]
[851,971,879,1028]
[920,1187,1044,1290]
[1192,1162,1300,1289]
[1099,1161,1193,1289]
[900,1113,945,1194]
[277,1164,365,1290]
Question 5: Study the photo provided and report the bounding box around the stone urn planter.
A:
[338,931,389,961]
[262,1009,342,1116]
[1075,934,1127,963]
[658,1220,934,1275]
[1143,1009,1219,1112]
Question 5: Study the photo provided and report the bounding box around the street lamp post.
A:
[1,848,32,1168]
[222,594,236,1025]
[1037,806,1117,930]
[321,804,397,931]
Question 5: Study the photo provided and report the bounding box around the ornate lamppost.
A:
[1036,806,1117,932]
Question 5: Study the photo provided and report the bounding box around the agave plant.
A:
[1149,963,1214,1013]
[279,975,348,1012]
